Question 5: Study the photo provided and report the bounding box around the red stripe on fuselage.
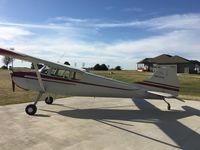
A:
[143,80,179,88]
[12,72,135,91]
[136,81,179,92]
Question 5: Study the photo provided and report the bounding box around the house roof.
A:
[190,60,200,65]
[137,58,154,64]
[154,54,190,64]
[137,54,191,64]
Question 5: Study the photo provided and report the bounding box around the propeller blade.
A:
[12,80,15,92]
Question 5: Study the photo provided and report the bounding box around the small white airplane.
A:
[0,48,182,115]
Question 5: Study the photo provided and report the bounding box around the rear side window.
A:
[52,69,70,79]
[72,72,84,80]
[63,70,70,78]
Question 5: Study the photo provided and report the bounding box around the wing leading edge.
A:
[0,47,82,73]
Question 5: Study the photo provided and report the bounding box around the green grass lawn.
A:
[0,69,199,105]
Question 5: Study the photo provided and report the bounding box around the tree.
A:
[115,66,122,70]
[2,56,13,68]
[1,65,8,69]
[93,64,108,70]
[101,64,108,70]
[94,64,101,70]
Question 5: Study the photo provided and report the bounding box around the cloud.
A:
[49,17,90,23]
[47,13,200,32]
[1,13,200,30]
[144,14,200,30]
[0,22,71,29]
[94,13,200,30]
[0,13,200,69]
[104,30,200,57]
[0,26,32,40]
[1,29,199,69]
[0,20,99,40]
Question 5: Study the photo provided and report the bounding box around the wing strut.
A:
[33,63,45,92]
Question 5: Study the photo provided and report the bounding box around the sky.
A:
[0,0,200,69]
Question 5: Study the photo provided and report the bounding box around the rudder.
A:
[139,66,179,96]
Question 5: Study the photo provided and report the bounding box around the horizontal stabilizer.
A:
[147,91,185,102]
[147,91,174,98]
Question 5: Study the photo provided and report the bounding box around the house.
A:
[137,54,200,73]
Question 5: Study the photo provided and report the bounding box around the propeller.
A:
[12,79,15,92]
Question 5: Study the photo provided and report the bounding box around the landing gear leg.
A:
[25,92,43,115]
[163,97,171,110]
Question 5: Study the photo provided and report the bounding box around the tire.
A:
[25,104,37,115]
[45,96,53,104]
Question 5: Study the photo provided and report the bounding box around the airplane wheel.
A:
[45,96,53,104]
[25,104,37,115]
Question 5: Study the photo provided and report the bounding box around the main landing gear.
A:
[25,104,37,115]
[45,96,54,104]
[25,92,54,115]
[163,97,171,110]
[25,92,43,115]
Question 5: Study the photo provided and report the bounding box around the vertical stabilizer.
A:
[138,66,179,96]
[149,66,179,87]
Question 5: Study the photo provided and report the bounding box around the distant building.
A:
[137,54,200,74]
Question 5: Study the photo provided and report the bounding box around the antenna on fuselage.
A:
[57,51,66,64]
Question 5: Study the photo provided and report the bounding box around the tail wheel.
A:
[167,104,171,110]
[25,104,37,115]
[45,96,53,104]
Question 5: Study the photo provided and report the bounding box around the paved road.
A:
[0,97,200,150]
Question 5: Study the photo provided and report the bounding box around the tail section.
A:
[137,66,179,96]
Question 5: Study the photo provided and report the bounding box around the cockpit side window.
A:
[50,68,57,76]
[56,69,65,77]
[50,69,70,79]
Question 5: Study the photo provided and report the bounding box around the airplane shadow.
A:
[53,99,200,150]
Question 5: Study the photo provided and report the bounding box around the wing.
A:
[0,47,82,73]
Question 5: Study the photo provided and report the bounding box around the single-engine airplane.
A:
[0,47,182,115]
